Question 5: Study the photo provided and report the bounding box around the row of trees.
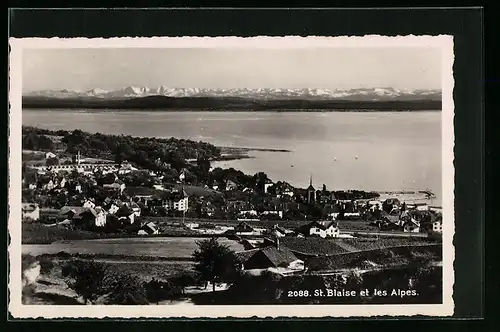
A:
[22,131,54,151]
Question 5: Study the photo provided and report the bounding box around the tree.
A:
[170,271,200,294]
[192,238,240,292]
[61,259,110,304]
[106,273,148,305]
[196,155,211,183]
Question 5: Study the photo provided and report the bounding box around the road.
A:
[340,230,428,238]
[145,216,430,238]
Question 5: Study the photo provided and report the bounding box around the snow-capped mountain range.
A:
[24,86,442,101]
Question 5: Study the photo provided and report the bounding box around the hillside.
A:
[22,95,442,111]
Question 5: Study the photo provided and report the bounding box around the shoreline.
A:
[23,108,442,113]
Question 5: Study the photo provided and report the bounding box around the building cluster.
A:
[21,154,191,235]
[21,151,442,236]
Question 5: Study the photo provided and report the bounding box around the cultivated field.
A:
[22,237,245,259]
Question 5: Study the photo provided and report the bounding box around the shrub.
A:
[106,272,148,305]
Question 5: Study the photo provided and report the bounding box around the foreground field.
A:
[22,237,245,258]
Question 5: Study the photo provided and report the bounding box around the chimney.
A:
[275,236,280,250]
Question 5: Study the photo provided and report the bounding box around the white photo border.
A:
[8,35,455,319]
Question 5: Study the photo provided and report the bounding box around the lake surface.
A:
[23,110,442,205]
[22,237,244,258]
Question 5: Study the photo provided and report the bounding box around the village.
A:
[20,146,445,305]
[22,146,443,242]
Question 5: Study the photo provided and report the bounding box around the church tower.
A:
[307,174,316,204]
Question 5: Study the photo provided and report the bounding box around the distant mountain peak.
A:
[24,86,442,102]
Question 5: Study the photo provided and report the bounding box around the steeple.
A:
[307,173,316,204]
[308,174,315,190]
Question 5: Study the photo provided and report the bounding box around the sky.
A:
[22,47,442,92]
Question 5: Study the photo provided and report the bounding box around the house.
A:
[185,222,200,230]
[243,187,255,194]
[324,204,341,220]
[124,186,157,200]
[382,213,401,225]
[432,219,443,233]
[138,222,159,235]
[270,224,292,238]
[74,183,82,193]
[275,183,295,198]
[128,201,142,217]
[100,172,119,185]
[264,179,273,194]
[92,207,107,227]
[261,210,284,218]
[368,200,383,211]
[56,177,67,188]
[103,181,126,194]
[225,180,238,191]
[414,203,429,211]
[179,169,186,182]
[115,205,136,224]
[297,220,340,238]
[403,219,421,233]
[238,244,305,273]
[82,199,96,209]
[45,152,57,159]
[239,209,258,217]
[104,202,120,215]
[21,203,40,221]
[42,179,55,191]
[383,198,401,213]
[59,206,106,228]
[234,221,255,235]
[163,189,189,212]
[118,161,137,175]
[59,206,88,220]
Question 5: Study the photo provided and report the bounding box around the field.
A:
[279,236,438,257]
[22,223,113,244]
[306,244,442,271]
[22,236,245,259]
[104,260,194,281]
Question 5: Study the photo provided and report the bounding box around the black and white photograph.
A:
[9,36,455,318]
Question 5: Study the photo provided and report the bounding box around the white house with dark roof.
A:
[163,189,189,212]
[297,220,340,238]
[264,178,274,194]
[21,203,40,221]
[82,199,96,209]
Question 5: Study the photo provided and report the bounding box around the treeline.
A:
[23,95,442,110]
[22,130,54,151]
[22,126,221,173]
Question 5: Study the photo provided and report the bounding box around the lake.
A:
[22,110,442,205]
[22,237,245,258]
